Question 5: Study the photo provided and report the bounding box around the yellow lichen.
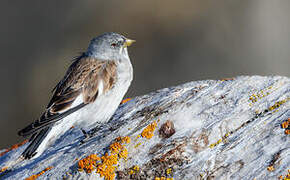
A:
[129,165,140,175]
[209,143,215,148]
[135,135,141,140]
[225,132,230,137]
[134,142,142,148]
[166,168,172,175]
[267,98,289,112]
[248,85,276,105]
[209,132,230,148]
[141,121,157,139]
[25,166,53,180]
[133,165,139,171]
[129,169,134,175]
[211,98,288,149]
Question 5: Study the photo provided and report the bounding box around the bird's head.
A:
[86,32,135,60]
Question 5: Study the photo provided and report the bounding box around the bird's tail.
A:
[0,127,51,177]
[21,127,51,159]
[0,128,50,176]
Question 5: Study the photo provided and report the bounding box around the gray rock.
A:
[0,75,289,180]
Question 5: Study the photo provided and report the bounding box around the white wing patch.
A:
[98,80,104,96]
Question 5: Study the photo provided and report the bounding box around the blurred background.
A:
[0,0,289,148]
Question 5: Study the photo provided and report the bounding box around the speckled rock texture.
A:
[0,76,289,180]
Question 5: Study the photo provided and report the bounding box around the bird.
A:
[17,32,135,160]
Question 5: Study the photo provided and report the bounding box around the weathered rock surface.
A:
[0,76,289,180]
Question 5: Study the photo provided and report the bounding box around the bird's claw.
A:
[80,129,91,144]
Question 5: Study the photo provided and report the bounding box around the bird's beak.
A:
[123,39,136,47]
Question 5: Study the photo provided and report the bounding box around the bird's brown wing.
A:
[18,55,117,137]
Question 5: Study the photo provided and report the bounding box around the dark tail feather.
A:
[18,103,86,137]
[22,127,51,159]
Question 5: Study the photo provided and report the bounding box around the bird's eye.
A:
[111,43,117,47]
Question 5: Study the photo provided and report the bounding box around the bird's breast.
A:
[72,58,133,129]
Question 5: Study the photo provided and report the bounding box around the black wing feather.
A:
[18,103,86,137]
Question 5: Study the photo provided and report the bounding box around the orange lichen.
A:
[78,154,100,173]
[110,142,123,154]
[0,139,28,157]
[78,136,131,180]
[121,98,132,104]
[97,153,118,180]
[0,166,8,173]
[141,121,157,139]
[281,121,289,129]
[25,166,53,180]
[119,148,128,159]
[121,136,131,144]
[101,153,118,166]
[281,118,290,135]
[221,77,234,81]
[267,165,275,172]
[155,177,173,180]
[278,169,290,180]
[97,137,130,180]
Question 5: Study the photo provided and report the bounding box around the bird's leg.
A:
[80,128,90,144]
[81,128,89,138]
[80,125,101,144]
